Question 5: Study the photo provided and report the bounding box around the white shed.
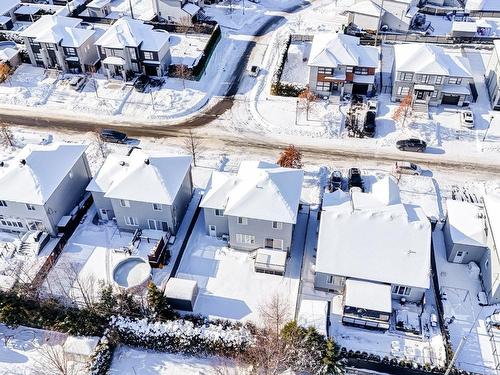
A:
[164,277,199,311]
[63,336,99,363]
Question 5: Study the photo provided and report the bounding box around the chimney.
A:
[144,159,150,165]
[119,161,126,166]
[0,161,4,167]
[20,159,26,166]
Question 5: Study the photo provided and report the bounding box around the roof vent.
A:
[119,161,126,166]
[144,159,150,165]
[0,161,4,167]
[20,159,26,166]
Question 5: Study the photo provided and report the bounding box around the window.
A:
[272,221,282,229]
[354,67,368,75]
[131,62,139,72]
[436,76,443,84]
[397,86,410,96]
[236,234,255,244]
[152,203,162,211]
[214,209,224,216]
[120,199,130,207]
[0,200,7,207]
[318,67,333,75]
[448,77,462,85]
[27,220,43,231]
[265,238,283,249]
[431,91,438,98]
[128,47,137,60]
[237,217,247,225]
[346,66,353,73]
[392,285,411,296]
[316,81,331,92]
[400,72,413,81]
[148,219,168,231]
[0,216,24,228]
[327,275,334,284]
[143,51,154,60]
[64,47,77,56]
[418,74,429,83]
[124,216,138,226]
[26,204,36,211]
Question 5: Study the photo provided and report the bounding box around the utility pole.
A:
[482,115,494,142]
[128,0,135,19]
[374,0,385,47]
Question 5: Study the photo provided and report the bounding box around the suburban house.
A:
[0,0,20,30]
[86,149,192,234]
[392,43,473,110]
[486,40,500,110]
[0,143,91,236]
[314,177,431,330]
[21,15,99,73]
[152,0,201,23]
[443,195,500,304]
[200,161,303,273]
[86,0,112,18]
[308,33,378,96]
[95,17,171,80]
[345,0,418,33]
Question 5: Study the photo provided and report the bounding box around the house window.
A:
[214,209,224,216]
[436,76,443,84]
[64,47,77,56]
[419,74,429,83]
[448,77,462,85]
[26,220,43,231]
[237,217,247,225]
[0,200,7,207]
[400,72,413,81]
[397,86,410,96]
[124,216,138,226]
[128,47,137,60]
[236,233,255,244]
[431,91,438,98]
[131,62,139,72]
[327,275,334,284]
[346,66,353,73]
[272,221,282,229]
[152,203,162,211]
[148,219,168,231]
[120,199,130,207]
[143,51,154,60]
[26,204,36,211]
[265,238,283,249]
[392,285,411,296]
[354,67,368,75]
[318,67,333,75]
[316,81,331,92]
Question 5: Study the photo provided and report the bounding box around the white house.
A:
[314,177,431,330]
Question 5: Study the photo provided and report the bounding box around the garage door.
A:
[353,84,369,95]
[442,94,460,105]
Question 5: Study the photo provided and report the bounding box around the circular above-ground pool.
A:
[112,257,151,292]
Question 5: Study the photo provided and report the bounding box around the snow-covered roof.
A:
[297,299,328,336]
[255,248,287,267]
[164,277,198,300]
[442,84,471,95]
[466,0,500,12]
[183,2,200,16]
[347,0,384,17]
[452,21,478,33]
[0,0,19,15]
[95,17,169,51]
[63,336,99,356]
[485,192,500,251]
[308,33,378,69]
[344,279,392,313]
[446,200,487,248]
[394,43,472,77]
[14,5,40,15]
[200,161,304,224]
[87,0,111,8]
[21,16,94,48]
[316,176,431,289]
[0,143,87,205]
[87,150,191,205]
[0,45,18,62]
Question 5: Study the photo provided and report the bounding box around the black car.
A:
[363,111,376,138]
[100,129,128,144]
[134,75,150,92]
[348,168,364,191]
[396,138,427,152]
[329,170,342,192]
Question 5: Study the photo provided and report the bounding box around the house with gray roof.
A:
[87,149,192,234]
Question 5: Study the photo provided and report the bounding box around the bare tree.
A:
[35,333,78,375]
[0,123,14,148]
[298,86,316,121]
[174,64,190,89]
[392,93,413,128]
[183,129,203,167]
[259,293,291,340]
[178,16,193,35]
[93,128,107,159]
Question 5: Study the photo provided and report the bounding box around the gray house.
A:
[314,177,431,329]
[95,17,171,79]
[392,43,473,111]
[0,143,91,236]
[21,15,99,73]
[486,40,500,111]
[200,161,304,254]
[87,150,192,234]
[152,0,201,23]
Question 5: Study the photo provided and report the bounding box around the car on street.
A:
[348,168,364,191]
[69,76,86,91]
[396,138,427,152]
[363,111,376,138]
[100,129,128,144]
[249,65,260,77]
[460,110,474,129]
[393,161,422,176]
[134,75,150,92]
[367,99,377,114]
[248,0,261,3]
[329,170,342,192]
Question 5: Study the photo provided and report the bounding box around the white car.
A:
[69,76,86,91]
[460,110,474,129]
[393,161,422,176]
[249,65,260,77]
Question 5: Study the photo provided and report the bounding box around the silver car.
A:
[393,161,422,176]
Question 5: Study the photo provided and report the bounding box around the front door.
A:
[208,224,216,237]
[453,250,465,263]
[100,209,108,221]
[416,90,424,100]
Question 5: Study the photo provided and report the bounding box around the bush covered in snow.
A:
[271,33,304,97]
[88,335,115,375]
[109,315,254,357]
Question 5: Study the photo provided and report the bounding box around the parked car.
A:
[367,99,377,114]
[396,138,427,152]
[249,0,261,3]
[329,170,342,192]
[363,111,376,138]
[460,110,474,129]
[348,168,364,191]
[249,65,260,77]
[393,161,422,176]
[134,75,150,92]
[69,76,86,91]
[100,129,128,144]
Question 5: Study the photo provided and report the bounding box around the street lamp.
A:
[482,115,494,142]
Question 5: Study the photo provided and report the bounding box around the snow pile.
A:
[109,316,254,355]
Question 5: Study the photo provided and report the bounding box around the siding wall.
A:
[203,208,229,237]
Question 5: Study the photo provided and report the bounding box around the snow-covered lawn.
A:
[175,208,307,325]
[281,41,311,86]
[108,0,156,21]
[170,33,210,67]
[109,345,248,374]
